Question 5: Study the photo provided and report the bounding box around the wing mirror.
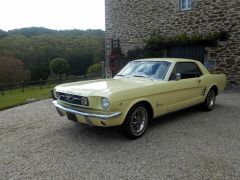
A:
[175,73,181,81]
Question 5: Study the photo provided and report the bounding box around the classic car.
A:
[52,58,226,139]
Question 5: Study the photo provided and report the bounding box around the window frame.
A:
[180,0,192,11]
[169,62,203,81]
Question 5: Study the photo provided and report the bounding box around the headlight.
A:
[101,97,109,109]
[54,91,61,100]
[81,97,88,106]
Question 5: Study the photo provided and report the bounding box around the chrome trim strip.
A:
[52,101,121,120]
[165,62,176,81]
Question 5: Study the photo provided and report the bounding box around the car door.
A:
[166,62,205,112]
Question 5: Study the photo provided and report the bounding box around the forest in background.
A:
[0,27,105,83]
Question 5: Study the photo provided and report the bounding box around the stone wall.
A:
[105,0,240,88]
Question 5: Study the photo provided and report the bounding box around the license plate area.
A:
[66,112,78,122]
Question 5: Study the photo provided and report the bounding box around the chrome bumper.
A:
[52,101,122,120]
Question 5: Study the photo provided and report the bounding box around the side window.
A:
[171,62,202,80]
[180,0,192,10]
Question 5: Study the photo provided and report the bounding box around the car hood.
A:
[55,77,164,97]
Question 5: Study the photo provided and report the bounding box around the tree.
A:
[0,28,105,80]
[87,63,102,78]
[0,57,31,83]
[49,58,69,80]
[0,29,7,39]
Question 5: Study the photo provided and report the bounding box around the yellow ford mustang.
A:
[52,58,226,139]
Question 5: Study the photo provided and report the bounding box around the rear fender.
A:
[204,84,218,98]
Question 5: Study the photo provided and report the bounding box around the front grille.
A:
[59,92,89,107]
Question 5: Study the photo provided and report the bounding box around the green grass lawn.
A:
[0,85,56,111]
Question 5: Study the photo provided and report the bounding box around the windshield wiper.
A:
[133,75,154,80]
[116,74,125,77]
[133,75,147,78]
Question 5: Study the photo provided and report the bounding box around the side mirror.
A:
[175,73,181,81]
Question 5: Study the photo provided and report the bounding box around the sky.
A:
[0,0,105,31]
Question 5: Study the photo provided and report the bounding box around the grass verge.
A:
[0,85,55,111]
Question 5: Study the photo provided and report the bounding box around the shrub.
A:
[49,58,69,80]
[87,63,102,78]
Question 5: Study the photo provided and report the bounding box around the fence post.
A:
[40,79,43,89]
[0,83,4,96]
[21,81,25,92]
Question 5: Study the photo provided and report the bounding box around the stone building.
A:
[105,0,240,88]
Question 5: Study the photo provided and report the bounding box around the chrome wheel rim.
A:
[130,107,148,136]
[207,91,215,109]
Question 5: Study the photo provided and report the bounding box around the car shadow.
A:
[149,105,201,128]
[58,104,226,143]
[148,103,227,130]
[66,122,127,141]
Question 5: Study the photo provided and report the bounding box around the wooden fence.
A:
[0,74,100,96]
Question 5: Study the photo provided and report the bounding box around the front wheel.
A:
[122,103,149,139]
[202,89,216,111]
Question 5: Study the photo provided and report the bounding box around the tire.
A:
[122,103,149,139]
[202,89,216,111]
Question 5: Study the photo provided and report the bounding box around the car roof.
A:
[133,58,199,63]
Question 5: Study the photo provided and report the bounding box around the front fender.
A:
[117,97,154,125]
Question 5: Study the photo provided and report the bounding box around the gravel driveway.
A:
[0,91,240,179]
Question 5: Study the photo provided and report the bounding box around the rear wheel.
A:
[202,89,216,111]
[122,103,149,139]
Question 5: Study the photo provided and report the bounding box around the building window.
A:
[180,0,192,10]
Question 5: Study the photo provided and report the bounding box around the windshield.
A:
[116,61,171,80]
